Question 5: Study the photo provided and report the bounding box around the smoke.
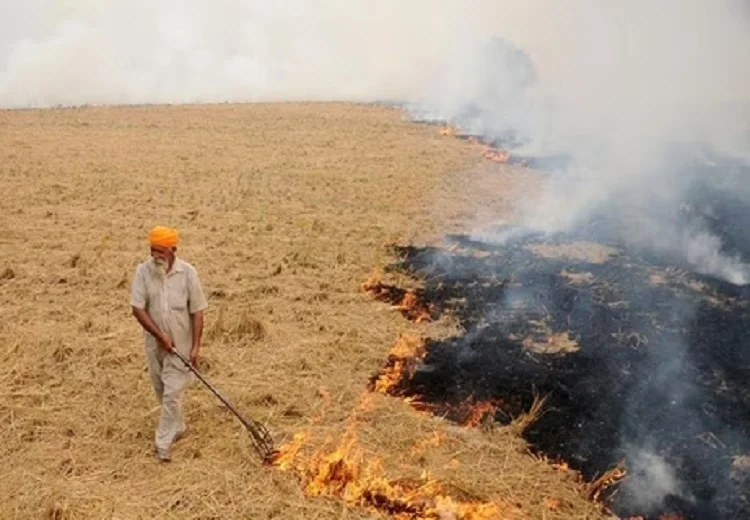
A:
[0,0,493,107]
[2,3,746,149]
[619,447,692,513]
[448,1,750,285]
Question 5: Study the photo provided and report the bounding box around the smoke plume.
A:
[1,0,491,107]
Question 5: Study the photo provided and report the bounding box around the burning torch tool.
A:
[172,349,277,463]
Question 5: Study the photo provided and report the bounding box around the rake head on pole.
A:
[172,350,277,462]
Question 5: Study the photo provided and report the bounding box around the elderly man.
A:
[130,225,208,462]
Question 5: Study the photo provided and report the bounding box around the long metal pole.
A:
[172,350,276,461]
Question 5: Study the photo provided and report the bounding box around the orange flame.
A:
[373,361,409,394]
[396,290,432,323]
[481,148,511,163]
[270,432,310,471]
[585,465,627,503]
[272,425,520,519]
[361,269,385,294]
[387,333,427,359]
[362,271,433,323]
[371,334,427,395]
[303,434,361,499]
[461,399,501,428]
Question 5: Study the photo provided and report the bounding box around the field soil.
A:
[0,103,608,519]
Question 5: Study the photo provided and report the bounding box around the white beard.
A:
[151,258,168,280]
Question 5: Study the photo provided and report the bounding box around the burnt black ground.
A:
[379,232,750,520]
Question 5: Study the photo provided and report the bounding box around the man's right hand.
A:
[158,335,175,353]
[132,307,175,354]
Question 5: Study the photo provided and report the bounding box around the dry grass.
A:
[510,394,550,434]
[0,102,608,519]
[647,267,734,309]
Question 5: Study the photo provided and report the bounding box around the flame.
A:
[371,334,427,395]
[372,342,502,429]
[303,433,361,499]
[271,431,310,471]
[272,423,520,519]
[481,148,511,163]
[362,271,433,323]
[531,452,570,472]
[396,290,432,323]
[271,389,523,519]
[361,269,385,294]
[585,464,627,503]
[387,333,427,359]
[373,360,409,394]
[461,399,501,428]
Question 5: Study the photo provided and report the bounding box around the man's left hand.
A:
[190,346,200,367]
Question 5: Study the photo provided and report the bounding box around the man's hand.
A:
[158,335,175,353]
[190,346,200,366]
[132,307,174,353]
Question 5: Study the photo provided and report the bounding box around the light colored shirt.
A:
[130,257,208,355]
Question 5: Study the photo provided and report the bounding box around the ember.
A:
[460,398,501,428]
[363,270,434,322]
[365,229,750,520]
[481,148,511,163]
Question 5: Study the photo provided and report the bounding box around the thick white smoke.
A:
[506,1,750,285]
[0,0,489,107]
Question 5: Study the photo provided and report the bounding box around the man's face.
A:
[150,245,174,268]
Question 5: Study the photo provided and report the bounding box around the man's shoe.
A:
[156,447,172,462]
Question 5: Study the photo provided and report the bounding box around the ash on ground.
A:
[379,227,750,520]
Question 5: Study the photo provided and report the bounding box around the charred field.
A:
[367,151,750,520]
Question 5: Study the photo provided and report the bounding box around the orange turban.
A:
[148,226,179,248]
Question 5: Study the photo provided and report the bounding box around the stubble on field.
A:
[0,102,604,519]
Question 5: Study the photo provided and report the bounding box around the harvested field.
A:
[0,103,607,519]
